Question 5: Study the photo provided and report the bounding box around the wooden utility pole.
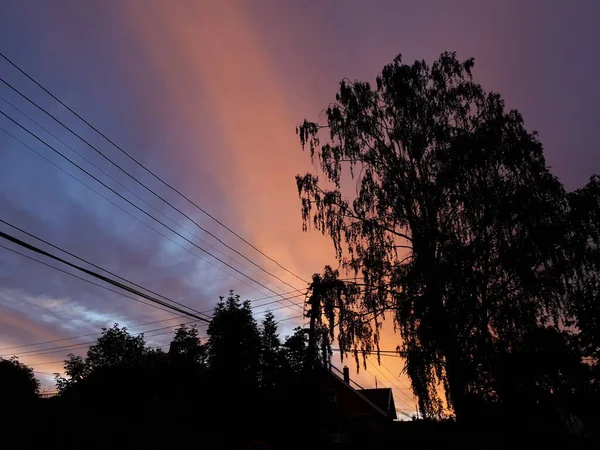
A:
[305,283,320,372]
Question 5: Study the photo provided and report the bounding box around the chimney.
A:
[343,366,350,384]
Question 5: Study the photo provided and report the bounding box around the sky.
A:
[0,0,598,413]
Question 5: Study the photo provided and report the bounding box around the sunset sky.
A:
[0,0,598,414]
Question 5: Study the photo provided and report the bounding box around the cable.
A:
[277,314,303,323]
[0,218,212,320]
[332,350,415,414]
[370,354,414,392]
[0,243,185,319]
[0,72,308,289]
[253,299,305,317]
[0,53,309,284]
[0,218,208,319]
[0,127,266,297]
[331,348,403,356]
[364,369,415,419]
[252,293,305,311]
[0,313,194,353]
[1,291,305,355]
[4,309,300,360]
[362,365,414,413]
[25,314,304,369]
[0,94,277,289]
[331,364,366,389]
[0,115,300,311]
[199,290,306,315]
[366,355,415,405]
[14,314,302,363]
[0,229,210,322]
[2,320,199,359]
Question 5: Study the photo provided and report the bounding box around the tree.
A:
[86,324,147,370]
[169,323,206,369]
[567,175,600,360]
[0,356,39,402]
[260,311,284,388]
[207,291,261,389]
[296,52,571,420]
[283,327,309,375]
[55,324,148,392]
[55,354,90,393]
[491,327,589,429]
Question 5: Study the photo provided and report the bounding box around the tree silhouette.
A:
[297,52,574,420]
[55,324,149,393]
[55,353,89,393]
[282,327,309,376]
[86,324,147,370]
[169,323,206,369]
[0,356,39,403]
[207,291,261,389]
[260,311,284,388]
[568,175,600,360]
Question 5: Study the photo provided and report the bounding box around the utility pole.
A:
[305,282,320,372]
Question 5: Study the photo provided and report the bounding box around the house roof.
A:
[358,388,397,420]
[326,368,397,420]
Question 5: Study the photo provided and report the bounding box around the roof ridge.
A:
[328,369,389,418]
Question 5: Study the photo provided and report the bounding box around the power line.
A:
[1,320,199,359]
[0,126,267,296]
[0,291,305,355]
[0,113,301,311]
[0,218,212,320]
[0,52,309,284]
[331,348,403,356]
[331,364,365,390]
[248,289,306,309]
[252,293,305,311]
[199,290,305,315]
[366,355,415,405]
[369,354,414,392]
[332,364,412,419]
[0,68,308,287]
[1,324,192,359]
[0,228,210,322]
[12,313,303,364]
[0,94,278,290]
[23,313,302,369]
[0,314,193,353]
[362,365,414,414]
[0,243,186,319]
[0,219,212,319]
[331,347,416,408]
[26,341,181,368]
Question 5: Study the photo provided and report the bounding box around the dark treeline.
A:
[1,292,326,449]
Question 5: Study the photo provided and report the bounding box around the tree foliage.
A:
[282,327,310,375]
[260,311,284,387]
[207,291,262,389]
[86,324,147,370]
[296,52,587,420]
[56,324,149,392]
[567,175,600,360]
[55,354,89,393]
[0,356,39,402]
[169,323,206,369]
